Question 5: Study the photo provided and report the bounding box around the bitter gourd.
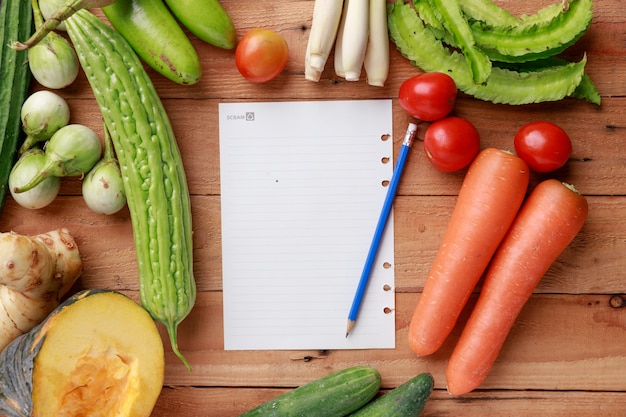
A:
[388,0,588,105]
[0,0,33,215]
[64,9,196,369]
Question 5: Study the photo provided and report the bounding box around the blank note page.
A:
[219,100,395,350]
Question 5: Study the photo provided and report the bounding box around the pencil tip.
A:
[345,319,356,337]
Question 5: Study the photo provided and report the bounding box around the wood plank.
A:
[150,292,626,392]
[1,194,623,294]
[151,387,626,417]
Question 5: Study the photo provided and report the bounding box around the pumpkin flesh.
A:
[7,290,164,417]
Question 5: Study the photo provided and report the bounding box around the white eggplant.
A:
[9,149,61,210]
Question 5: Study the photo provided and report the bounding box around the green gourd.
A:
[0,0,33,215]
[102,0,202,85]
[64,9,196,369]
[239,366,382,417]
[164,0,237,50]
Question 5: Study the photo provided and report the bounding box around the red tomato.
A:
[513,121,572,172]
[398,72,457,121]
[235,29,289,83]
[423,117,480,172]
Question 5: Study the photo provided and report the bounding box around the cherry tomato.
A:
[423,117,480,172]
[235,28,289,83]
[513,121,572,172]
[398,72,457,121]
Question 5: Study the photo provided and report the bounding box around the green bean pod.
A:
[388,0,588,105]
[470,0,594,63]
[102,0,202,85]
[65,9,196,369]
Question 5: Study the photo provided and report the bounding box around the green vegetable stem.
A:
[11,0,115,50]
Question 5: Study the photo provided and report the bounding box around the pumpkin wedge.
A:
[0,289,164,417]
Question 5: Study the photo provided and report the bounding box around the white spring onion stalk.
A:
[304,40,323,82]
[335,0,369,81]
[13,124,102,194]
[9,149,61,210]
[363,0,389,86]
[28,0,79,89]
[82,126,126,215]
[333,2,347,78]
[20,90,70,154]
[305,0,344,80]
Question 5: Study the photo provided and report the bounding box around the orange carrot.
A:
[408,148,529,356]
[446,179,589,396]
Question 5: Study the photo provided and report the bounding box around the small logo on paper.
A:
[225,112,255,121]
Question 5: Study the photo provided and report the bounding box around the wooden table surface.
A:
[2,0,625,415]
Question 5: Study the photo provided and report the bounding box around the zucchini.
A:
[0,0,33,215]
[64,9,196,369]
[239,366,382,417]
[388,0,587,105]
[102,0,202,85]
[163,0,237,50]
[347,373,434,417]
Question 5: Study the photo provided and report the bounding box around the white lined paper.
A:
[219,100,395,350]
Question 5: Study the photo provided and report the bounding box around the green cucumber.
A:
[102,0,202,85]
[238,366,382,417]
[64,9,196,369]
[388,0,587,105]
[163,0,236,50]
[347,373,434,417]
[0,0,33,215]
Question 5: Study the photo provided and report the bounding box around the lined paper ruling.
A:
[219,100,395,350]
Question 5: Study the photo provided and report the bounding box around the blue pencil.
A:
[346,122,418,337]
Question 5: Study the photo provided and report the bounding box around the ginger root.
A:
[0,228,82,351]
